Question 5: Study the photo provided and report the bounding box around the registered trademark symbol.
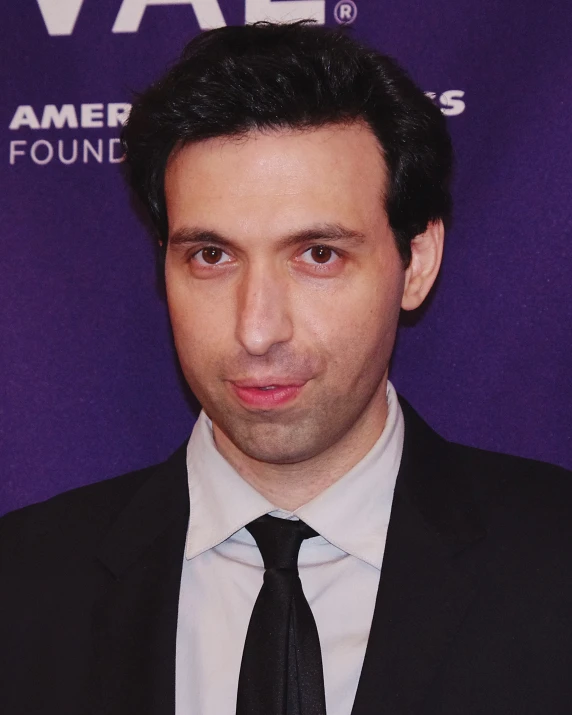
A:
[334,0,358,24]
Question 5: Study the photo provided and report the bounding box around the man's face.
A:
[164,123,407,465]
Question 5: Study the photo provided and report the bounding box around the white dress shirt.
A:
[175,381,404,715]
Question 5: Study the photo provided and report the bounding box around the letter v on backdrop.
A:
[36,0,325,36]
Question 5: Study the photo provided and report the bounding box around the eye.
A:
[193,246,232,266]
[299,245,338,265]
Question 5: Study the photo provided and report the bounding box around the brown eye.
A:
[310,245,333,263]
[201,247,223,264]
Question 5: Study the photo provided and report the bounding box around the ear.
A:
[401,220,444,311]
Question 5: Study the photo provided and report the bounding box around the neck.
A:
[212,378,389,511]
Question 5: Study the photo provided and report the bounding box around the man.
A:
[1,20,571,715]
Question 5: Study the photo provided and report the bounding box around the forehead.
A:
[164,122,388,238]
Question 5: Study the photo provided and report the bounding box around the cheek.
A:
[166,270,233,368]
[302,271,403,360]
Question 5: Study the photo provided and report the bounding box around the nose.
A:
[236,263,293,356]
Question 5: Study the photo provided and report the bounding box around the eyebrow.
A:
[169,223,367,250]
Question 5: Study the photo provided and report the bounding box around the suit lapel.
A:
[89,444,189,715]
[351,399,486,715]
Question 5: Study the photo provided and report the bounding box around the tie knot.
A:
[246,515,318,570]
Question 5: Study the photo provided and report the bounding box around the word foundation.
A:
[9,138,124,165]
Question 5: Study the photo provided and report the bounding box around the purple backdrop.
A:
[2,0,571,516]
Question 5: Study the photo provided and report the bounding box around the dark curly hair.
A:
[122,21,453,266]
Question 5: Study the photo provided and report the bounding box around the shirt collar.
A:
[185,381,404,569]
[184,412,274,560]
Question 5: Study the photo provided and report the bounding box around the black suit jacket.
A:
[1,398,572,715]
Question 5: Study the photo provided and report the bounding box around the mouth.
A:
[229,380,307,409]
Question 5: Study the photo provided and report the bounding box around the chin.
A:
[226,419,325,465]
[240,443,316,466]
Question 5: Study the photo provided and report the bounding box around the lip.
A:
[230,381,306,409]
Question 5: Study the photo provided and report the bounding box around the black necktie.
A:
[236,514,327,715]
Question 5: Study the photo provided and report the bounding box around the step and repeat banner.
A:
[1,0,571,514]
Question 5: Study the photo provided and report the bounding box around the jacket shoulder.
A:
[446,439,571,494]
[444,440,572,545]
[0,459,169,554]
[400,395,571,499]
[400,397,572,537]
